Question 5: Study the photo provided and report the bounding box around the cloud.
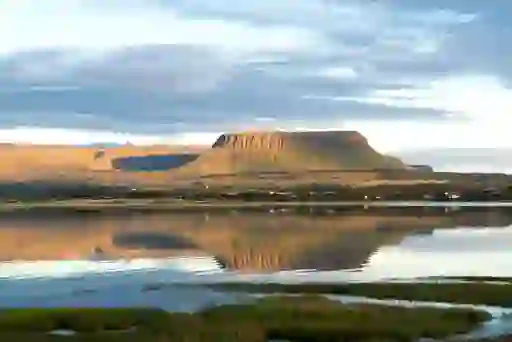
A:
[0,126,217,146]
[0,86,82,93]
[315,67,359,80]
[334,75,512,120]
[0,1,323,55]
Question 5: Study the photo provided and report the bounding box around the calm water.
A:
[1,206,512,309]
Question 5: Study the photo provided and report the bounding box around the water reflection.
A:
[0,207,512,279]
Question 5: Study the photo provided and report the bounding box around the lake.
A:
[1,206,512,309]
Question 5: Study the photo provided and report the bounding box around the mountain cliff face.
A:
[212,131,369,150]
[174,130,407,176]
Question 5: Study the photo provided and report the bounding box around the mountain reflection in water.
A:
[0,207,512,280]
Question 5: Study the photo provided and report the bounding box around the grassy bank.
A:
[423,276,512,283]
[0,296,490,341]
[3,198,512,213]
[199,281,512,307]
[473,337,512,342]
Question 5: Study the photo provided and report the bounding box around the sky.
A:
[1,1,511,170]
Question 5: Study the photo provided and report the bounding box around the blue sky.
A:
[1,1,511,158]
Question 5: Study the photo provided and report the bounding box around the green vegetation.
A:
[160,182,512,202]
[0,308,167,332]
[472,337,512,342]
[0,296,490,342]
[0,179,511,203]
[423,276,512,283]
[200,281,512,306]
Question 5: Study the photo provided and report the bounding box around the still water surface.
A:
[1,207,512,309]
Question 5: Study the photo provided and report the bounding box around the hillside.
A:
[0,144,204,181]
[172,130,408,177]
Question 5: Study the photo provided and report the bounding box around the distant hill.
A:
[172,130,408,177]
[0,144,205,181]
[396,148,512,173]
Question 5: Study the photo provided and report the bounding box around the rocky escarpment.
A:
[212,131,371,150]
[173,130,407,176]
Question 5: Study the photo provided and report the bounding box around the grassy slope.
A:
[0,144,205,181]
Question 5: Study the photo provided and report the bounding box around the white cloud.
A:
[0,127,216,145]
[316,66,358,80]
[361,75,512,120]
[408,9,477,25]
[8,50,111,81]
[0,1,323,56]
[262,65,359,81]
[1,0,476,61]
[343,118,512,153]
[254,117,276,122]
[0,86,81,93]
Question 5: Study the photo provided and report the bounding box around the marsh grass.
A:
[423,276,512,283]
[0,308,167,332]
[202,281,512,306]
[0,296,490,342]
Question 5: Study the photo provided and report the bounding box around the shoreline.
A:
[0,200,509,216]
[2,199,512,212]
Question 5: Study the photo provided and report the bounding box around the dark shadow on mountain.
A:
[111,154,199,171]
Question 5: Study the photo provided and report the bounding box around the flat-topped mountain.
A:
[173,130,408,176]
[0,131,428,186]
